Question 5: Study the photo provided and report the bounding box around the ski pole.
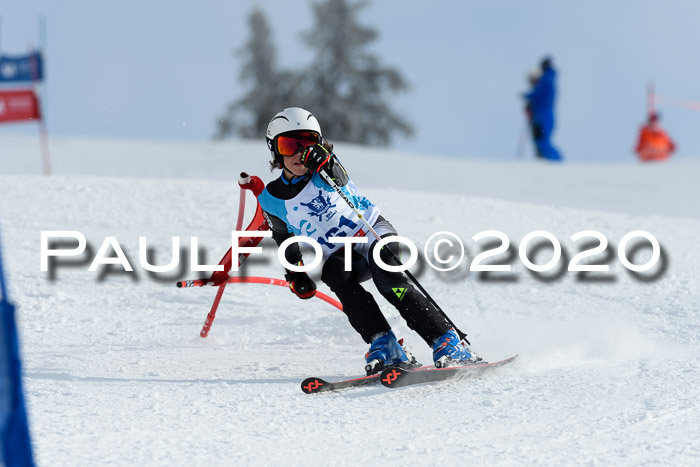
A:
[318,169,470,344]
[516,119,527,159]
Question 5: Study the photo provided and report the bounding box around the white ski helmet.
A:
[266,107,322,167]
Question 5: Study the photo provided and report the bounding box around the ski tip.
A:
[379,367,408,388]
[301,377,329,394]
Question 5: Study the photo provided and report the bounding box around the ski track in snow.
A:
[1,135,699,465]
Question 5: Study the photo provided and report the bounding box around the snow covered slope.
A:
[0,135,698,465]
[3,134,699,219]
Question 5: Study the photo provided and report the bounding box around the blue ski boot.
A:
[432,328,480,368]
[364,330,416,375]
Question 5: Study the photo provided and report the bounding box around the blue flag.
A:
[0,233,35,466]
[0,52,43,83]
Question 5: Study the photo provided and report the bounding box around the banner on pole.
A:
[0,89,41,124]
[0,52,43,82]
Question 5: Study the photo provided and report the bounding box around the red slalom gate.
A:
[177,275,342,313]
[177,172,342,337]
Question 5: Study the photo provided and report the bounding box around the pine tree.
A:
[299,0,412,145]
[216,7,297,139]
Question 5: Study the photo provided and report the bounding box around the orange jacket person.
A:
[635,113,675,162]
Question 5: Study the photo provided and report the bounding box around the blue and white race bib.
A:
[259,173,380,257]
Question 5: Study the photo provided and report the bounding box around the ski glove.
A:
[300,144,331,173]
[285,270,317,300]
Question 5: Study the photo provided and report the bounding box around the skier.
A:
[523,57,563,161]
[635,112,675,162]
[257,107,478,374]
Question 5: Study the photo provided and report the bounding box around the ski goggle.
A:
[275,131,321,157]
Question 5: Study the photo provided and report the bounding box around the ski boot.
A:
[364,330,418,375]
[432,328,481,368]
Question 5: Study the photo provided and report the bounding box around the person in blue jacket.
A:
[524,57,563,161]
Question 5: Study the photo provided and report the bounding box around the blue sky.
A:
[2,0,699,162]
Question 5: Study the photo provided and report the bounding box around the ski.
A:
[301,364,432,394]
[301,373,381,394]
[379,355,518,389]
